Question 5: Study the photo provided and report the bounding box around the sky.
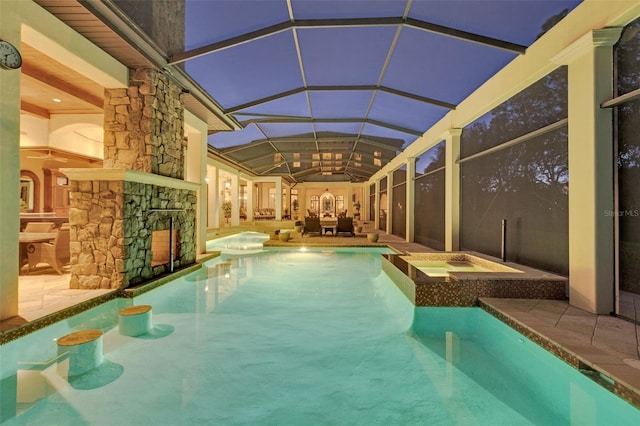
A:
[180,0,581,155]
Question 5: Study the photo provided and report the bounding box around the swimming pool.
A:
[1,247,638,425]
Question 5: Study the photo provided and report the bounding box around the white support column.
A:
[283,184,290,219]
[374,180,380,229]
[185,111,209,255]
[444,129,462,251]
[300,186,307,218]
[386,172,393,234]
[275,179,282,220]
[246,182,254,221]
[197,146,207,252]
[553,28,622,314]
[363,184,370,222]
[406,158,416,242]
[230,174,240,226]
[346,185,353,216]
[0,5,21,320]
[211,167,220,228]
[205,166,214,228]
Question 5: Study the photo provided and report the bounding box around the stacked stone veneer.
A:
[103,68,185,179]
[68,178,196,289]
[64,67,197,290]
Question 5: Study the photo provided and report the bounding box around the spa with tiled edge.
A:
[382,251,567,307]
[382,251,640,410]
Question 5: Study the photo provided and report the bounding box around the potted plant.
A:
[353,200,361,212]
[292,199,299,220]
[222,201,232,224]
[279,231,291,242]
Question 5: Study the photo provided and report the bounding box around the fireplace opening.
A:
[151,230,179,267]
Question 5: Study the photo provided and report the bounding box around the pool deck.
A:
[2,225,640,410]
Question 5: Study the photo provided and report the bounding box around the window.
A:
[336,195,344,214]
[268,188,275,209]
[310,195,320,215]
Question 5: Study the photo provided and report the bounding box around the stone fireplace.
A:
[63,69,199,289]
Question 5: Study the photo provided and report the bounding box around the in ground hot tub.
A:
[382,252,567,307]
[407,260,493,277]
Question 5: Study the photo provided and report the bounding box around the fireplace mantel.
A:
[61,168,201,191]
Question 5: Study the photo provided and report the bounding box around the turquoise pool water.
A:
[1,247,639,425]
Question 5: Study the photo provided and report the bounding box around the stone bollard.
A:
[119,305,153,337]
[57,329,104,376]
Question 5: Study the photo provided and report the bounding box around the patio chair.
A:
[302,217,322,236]
[336,217,355,237]
[26,226,70,274]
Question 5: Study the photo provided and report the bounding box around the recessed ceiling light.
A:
[52,98,62,103]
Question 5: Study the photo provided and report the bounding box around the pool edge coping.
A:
[0,252,221,345]
[479,298,640,411]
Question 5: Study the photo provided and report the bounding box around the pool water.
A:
[1,247,639,425]
[407,260,492,277]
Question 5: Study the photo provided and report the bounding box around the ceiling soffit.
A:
[33,0,237,133]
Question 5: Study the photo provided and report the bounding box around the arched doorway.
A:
[19,170,40,213]
[320,192,335,217]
